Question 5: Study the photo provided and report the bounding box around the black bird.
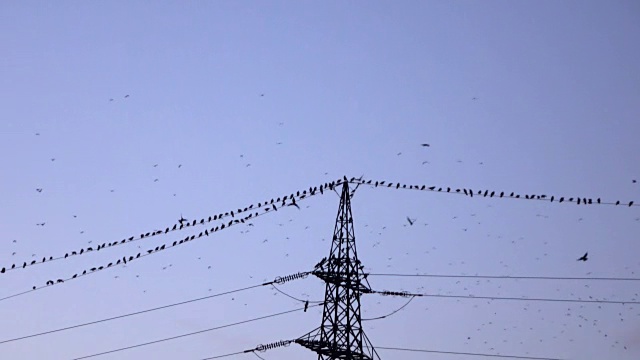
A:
[406,217,416,226]
[577,252,588,262]
[421,143,430,147]
[304,300,309,312]
[179,214,187,224]
[289,202,300,209]
[124,94,130,98]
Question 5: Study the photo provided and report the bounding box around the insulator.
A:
[274,272,309,284]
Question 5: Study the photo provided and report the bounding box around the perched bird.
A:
[577,252,588,262]
[304,300,309,312]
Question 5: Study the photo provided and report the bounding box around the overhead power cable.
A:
[199,350,249,359]
[367,273,640,282]
[369,289,640,305]
[1,177,344,275]
[271,284,323,304]
[362,296,415,321]
[350,177,637,208]
[0,270,311,345]
[372,345,566,359]
[70,303,322,360]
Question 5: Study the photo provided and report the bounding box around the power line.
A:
[271,284,323,304]
[362,296,415,321]
[1,178,340,276]
[71,303,322,360]
[199,350,249,360]
[0,283,269,345]
[353,177,638,208]
[368,273,640,282]
[371,290,640,305]
[372,345,565,359]
[0,186,324,303]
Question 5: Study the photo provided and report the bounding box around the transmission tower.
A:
[297,181,381,360]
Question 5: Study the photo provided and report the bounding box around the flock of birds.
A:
[3,169,636,289]
[4,122,638,359]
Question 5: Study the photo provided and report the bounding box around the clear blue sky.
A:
[1,1,639,359]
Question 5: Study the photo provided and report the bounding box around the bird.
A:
[304,300,309,312]
[36,188,43,193]
[406,217,416,226]
[633,180,637,183]
[420,143,430,147]
[289,203,300,209]
[124,94,130,98]
[179,214,187,224]
[577,252,588,262]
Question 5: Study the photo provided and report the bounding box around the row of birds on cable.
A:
[7,175,631,276]
[1,178,352,280]
[5,175,634,275]
[29,195,314,290]
[349,177,636,207]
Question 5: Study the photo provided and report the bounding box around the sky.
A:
[1,1,639,359]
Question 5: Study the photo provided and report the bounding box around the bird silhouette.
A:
[577,252,588,262]
[406,217,416,226]
[421,143,430,147]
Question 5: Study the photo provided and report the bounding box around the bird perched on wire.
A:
[304,300,309,312]
[577,252,588,262]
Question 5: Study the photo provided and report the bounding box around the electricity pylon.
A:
[297,180,381,360]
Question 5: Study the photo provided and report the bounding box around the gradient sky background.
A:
[1,1,639,359]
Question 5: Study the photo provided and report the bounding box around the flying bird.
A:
[577,252,588,262]
[406,217,416,226]
[124,95,130,98]
[420,143,430,147]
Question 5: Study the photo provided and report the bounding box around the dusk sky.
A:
[1,1,639,359]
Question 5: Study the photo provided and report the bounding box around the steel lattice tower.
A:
[297,181,381,360]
